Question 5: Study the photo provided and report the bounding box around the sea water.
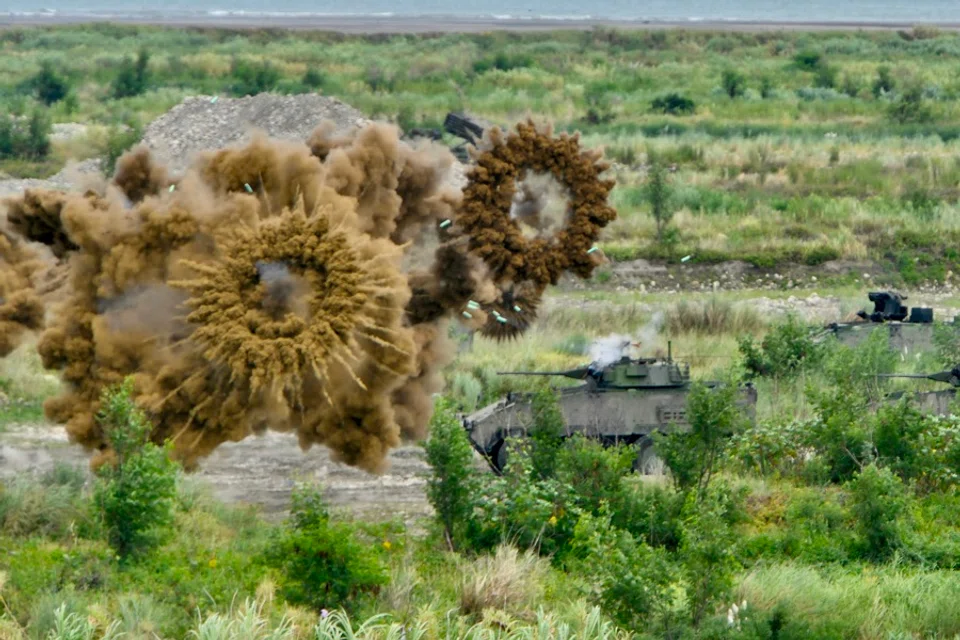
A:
[4,0,960,23]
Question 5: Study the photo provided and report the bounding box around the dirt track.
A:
[0,422,436,524]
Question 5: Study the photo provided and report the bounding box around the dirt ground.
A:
[0,422,438,524]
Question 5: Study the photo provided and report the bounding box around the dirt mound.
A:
[141,93,370,176]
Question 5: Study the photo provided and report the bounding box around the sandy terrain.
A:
[0,422,438,524]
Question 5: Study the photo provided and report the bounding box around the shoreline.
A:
[2,15,960,33]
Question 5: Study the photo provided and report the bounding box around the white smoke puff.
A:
[589,333,634,367]
[638,311,664,346]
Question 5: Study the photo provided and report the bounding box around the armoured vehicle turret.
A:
[461,349,757,473]
[824,291,959,356]
[878,366,960,416]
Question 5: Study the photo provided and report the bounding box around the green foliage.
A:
[888,84,934,125]
[873,64,896,97]
[229,58,281,96]
[30,61,70,105]
[847,464,912,560]
[102,118,142,177]
[302,67,325,89]
[792,50,823,71]
[424,398,477,550]
[656,381,747,501]
[569,509,675,632]
[529,389,565,480]
[738,315,822,379]
[0,109,51,160]
[112,48,151,99]
[645,155,674,244]
[679,495,739,626]
[266,484,388,614]
[92,378,178,559]
[721,69,746,99]
[650,93,695,116]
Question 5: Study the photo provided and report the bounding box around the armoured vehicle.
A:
[823,291,958,356]
[878,366,960,416]
[461,348,758,473]
[443,113,488,163]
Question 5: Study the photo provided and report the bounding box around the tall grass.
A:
[664,298,766,337]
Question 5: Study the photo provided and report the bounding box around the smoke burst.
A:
[0,116,617,472]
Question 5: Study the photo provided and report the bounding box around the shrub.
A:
[569,510,675,632]
[873,65,895,97]
[666,298,764,337]
[459,544,546,618]
[112,48,151,99]
[267,484,388,613]
[30,61,70,105]
[230,58,281,96]
[0,110,51,160]
[529,389,565,480]
[888,84,934,124]
[424,398,477,550]
[721,69,746,98]
[814,63,838,89]
[302,67,325,89]
[645,155,674,244]
[102,119,142,177]
[738,315,822,379]
[679,497,739,626]
[656,381,748,501]
[792,49,822,71]
[847,464,911,560]
[650,93,695,115]
[93,378,178,559]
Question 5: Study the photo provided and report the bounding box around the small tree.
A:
[721,69,746,99]
[645,155,674,244]
[847,464,911,560]
[93,378,178,559]
[656,381,746,502]
[888,83,933,124]
[230,58,281,96]
[112,48,151,99]
[424,398,477,550]
[267,484,388,613]
[529,389,565,480]
[872,65,895,97]
[31,61,70,105]
[679,497,738,627]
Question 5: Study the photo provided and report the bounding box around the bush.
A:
[569,510,675,632]
[529,389,565,480]
[424,398,477,551]
[266,483,388,613]
[792,49,823,71]
[102,119,142,177]
[30,61,70,105]
[656,381,748,501]
[848,464,911,560]
[721,69,746,98]
[93,378,178,559]
[873,65,895,97]
[459,544,546,618]
[302,67,325,89]
[0,110,51,160]
[738,315,822,379]
[679,496,739,626]
[645,155,674,244]
[650,93,695,115]
[888,84,934,124]
[230,58,281,96]
[112,48,151,99]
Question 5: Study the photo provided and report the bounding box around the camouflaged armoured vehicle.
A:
[879,366,960,416]
[461,348,758,473]
[824,291,959,356]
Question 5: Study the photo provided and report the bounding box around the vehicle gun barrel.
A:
[497,368,591,380]
[877,369,960,386]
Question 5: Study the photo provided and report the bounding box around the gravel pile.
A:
[0,158,101,198]
[141,93,370,176]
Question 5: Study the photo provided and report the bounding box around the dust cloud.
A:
[0,118,617,473]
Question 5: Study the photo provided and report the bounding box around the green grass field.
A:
[5,25,960,280]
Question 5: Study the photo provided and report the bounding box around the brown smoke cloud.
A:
[0,117,617,472]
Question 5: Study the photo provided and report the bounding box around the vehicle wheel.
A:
[634,438,663,475]
[490,439,509,474]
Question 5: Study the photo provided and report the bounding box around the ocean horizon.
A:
[5,0,960,24]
